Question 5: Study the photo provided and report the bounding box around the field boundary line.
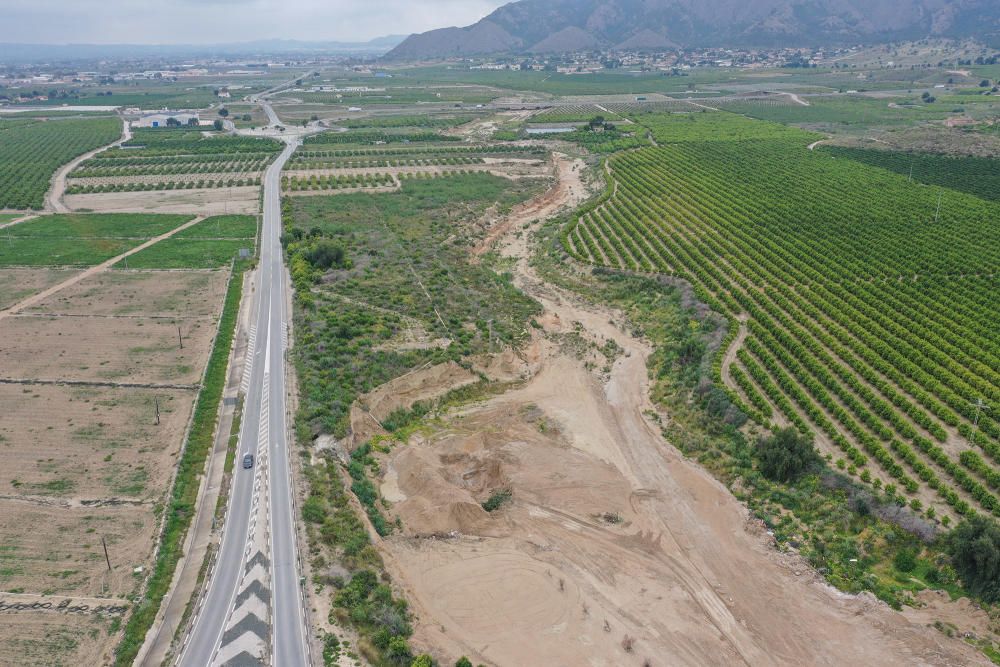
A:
[0,215,205,321]
[0,377,198,390]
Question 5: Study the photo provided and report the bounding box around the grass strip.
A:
[114,260,246,665]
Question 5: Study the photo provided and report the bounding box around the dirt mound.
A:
[345,361,479,451]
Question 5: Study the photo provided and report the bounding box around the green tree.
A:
[948,515,1000,602]
[217,107,229,117]
[755,428,821,483]
[213,119,224,131]
[455,658,473,667]
[411,656,433,667]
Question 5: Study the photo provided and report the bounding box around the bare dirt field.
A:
[65,186,259,215]
[0,313,216,384]
[0,256,230,664]
[0,383,194,499]
[0,609,113,667]
[0,268,80,310]
[364,151,987,667]
[23,269,229,319]
[0,499,157,599]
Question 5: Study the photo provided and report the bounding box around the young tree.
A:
[755,428,821,483]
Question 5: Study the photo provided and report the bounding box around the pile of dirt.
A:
[345,361,479,451]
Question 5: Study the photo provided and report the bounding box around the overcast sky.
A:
[4,0,509,44]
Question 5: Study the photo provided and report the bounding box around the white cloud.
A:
[1,0,508,44]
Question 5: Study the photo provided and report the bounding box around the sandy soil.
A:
[23,269,229,319]
[64,186,260,215]
[0,314,215,385]
[0,268,81,310]
[0,383,194,499]
[365,150,988,667]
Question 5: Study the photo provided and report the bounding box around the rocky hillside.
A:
[386,0,1000,58]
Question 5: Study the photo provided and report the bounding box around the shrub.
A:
[756,428,821,483]
[482,488,512,512]
[894,548,917,573]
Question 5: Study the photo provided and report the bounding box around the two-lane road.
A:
[179,137,308,666]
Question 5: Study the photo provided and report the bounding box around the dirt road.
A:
[0,216,203,321]
[374,154,987,666]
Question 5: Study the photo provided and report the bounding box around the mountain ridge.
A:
[386,0,1000,59]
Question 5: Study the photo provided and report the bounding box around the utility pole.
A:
[102,537,111,571]
[154,396,160,425]
[908,161,914,183]
[177,325,183,350]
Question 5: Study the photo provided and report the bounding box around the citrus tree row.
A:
[565,112,1000,520]
[0,116,121,209]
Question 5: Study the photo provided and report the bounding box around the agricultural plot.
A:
[715,95,959,129]
[283,142,549,194]
[566,112,1000,521]
[302,129,462,146]
[529,104,607,122]
[820,145,1000,202]
[0,116,121,210]
[119,214,256,268]
[0,227,238,664]
[0,612,112,667]
[337,114,476,129]
[0,314,216,384]
[67,128,280,195]
[0,268,80,309]
[277,86,496,107]
[0,213,191,267]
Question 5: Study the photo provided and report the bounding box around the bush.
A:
[948,515,1000,602]
[302,238,348,270]
[481,488,512,512]
[893,548,917,573]
[302,495,328,523]
[756,428,821,483]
